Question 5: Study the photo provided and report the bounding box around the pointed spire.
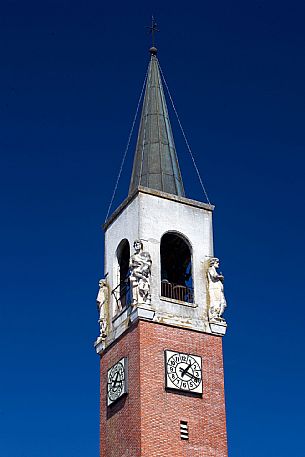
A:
[129,48,185,197]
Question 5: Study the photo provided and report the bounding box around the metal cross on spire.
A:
[146,16,159,48]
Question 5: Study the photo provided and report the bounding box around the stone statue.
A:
[207,257,227,322]
[96,278,109,339]
[129,239,152,307]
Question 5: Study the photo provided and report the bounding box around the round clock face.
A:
[166,352,202,392]
[107,361,125,403]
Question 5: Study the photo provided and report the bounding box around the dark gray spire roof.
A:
[129,51,185,197]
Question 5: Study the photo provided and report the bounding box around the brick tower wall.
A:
[100,320,228,457]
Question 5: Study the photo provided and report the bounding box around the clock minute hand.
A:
[112,372,120,388]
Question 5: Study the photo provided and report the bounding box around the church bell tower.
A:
[95,44,228,457]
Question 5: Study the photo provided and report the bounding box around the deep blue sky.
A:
[1,1,305,456]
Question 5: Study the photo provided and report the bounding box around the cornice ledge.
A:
[103,186,214,231]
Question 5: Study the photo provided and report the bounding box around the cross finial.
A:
[146,16,159,52]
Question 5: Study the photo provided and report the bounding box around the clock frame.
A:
[107,357,128,406]
[164,350,203,394]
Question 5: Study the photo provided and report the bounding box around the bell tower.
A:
[95,44,228,457]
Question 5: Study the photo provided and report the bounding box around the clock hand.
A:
[112,372,120,388]
[179,367,200,382]
[181,363,192,377]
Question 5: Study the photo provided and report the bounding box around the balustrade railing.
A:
[112,278,194,309]
[112,278,131,310]
[161,280,194,304]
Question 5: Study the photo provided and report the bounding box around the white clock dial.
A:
[165,350,202,394]
[107,357,128,406]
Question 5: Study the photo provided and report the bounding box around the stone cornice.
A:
[103,186,214,231]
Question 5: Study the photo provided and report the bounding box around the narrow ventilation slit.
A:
[180,420,189,440]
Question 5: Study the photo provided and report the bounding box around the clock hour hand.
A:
[181,363,192,378]
[179,367,199,382]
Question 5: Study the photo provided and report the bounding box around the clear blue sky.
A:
[1,1,305,456]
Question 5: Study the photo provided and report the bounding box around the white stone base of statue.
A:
[209,320,227,336]
[130,306,155,323]
[94,336,106,353]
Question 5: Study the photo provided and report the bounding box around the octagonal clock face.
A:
[107,357,128,406]
[165,350,202,394]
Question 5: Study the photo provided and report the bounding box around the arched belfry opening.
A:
[115,239,130,310]
[160,232,193,303]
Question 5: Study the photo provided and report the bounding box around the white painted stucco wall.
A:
[104,189,214,334]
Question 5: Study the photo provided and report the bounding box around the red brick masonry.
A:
[100,320,228,457]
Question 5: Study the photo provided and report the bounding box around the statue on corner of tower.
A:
[129,239,152,307]
[96,278,109,339]
[206,257,227,322]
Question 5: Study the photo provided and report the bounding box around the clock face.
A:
[107,357,128,406]
[165,350,202,394]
